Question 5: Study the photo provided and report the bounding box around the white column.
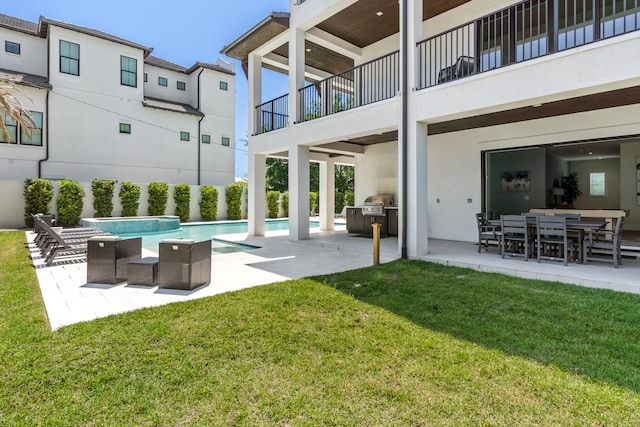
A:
[398,0,428,258]
[289,145,310,240]
[288,28,305,125]
[248,53,262,135]
[248,153,266,236]
[319,159,335,230]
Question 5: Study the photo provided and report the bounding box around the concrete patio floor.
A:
[27,226,640,330]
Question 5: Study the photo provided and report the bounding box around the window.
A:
[221,136,230,146]
[158,76,168,87]
[177,81,186,91]
[20,112,43,146]
[201,134,211,144]
[119,123,131,134]
[1,111,42,146]
[0,112,17,144]
[5,41,20,54]
[180,131,190,141]
[59,40,79,75]
[144,73,148,83]
[219,81,228,91]
[120,56,137,87]
[590,172,606,196]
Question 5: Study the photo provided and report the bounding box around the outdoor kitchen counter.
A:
[346,206,398,237]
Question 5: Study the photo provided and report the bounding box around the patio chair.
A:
[476,212,501,253]
[536,215,576,266]
[583,216,625,268]
[437,56,475,83]
[86,236,142,284]
[501,215,534,261]
[157,239,212,290]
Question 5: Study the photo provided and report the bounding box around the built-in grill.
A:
[361,195,395,216]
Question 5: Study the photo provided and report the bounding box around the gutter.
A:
[196,67,205,185]
[38,32,51,179]
[401,0,408,259]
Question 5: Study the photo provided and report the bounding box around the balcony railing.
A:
[298,50,399,123]
[417,0,640,90]
[255,94,288,135]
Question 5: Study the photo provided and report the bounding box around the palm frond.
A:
[0,75,36,142]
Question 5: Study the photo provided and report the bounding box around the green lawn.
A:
[1,230,639,425]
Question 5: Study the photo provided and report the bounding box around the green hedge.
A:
[56,180,85,227]
[309,192,318,215]
[173,184,191,222]
[225,183,244,220]
[266,191,280,218]
[91,179,116,218]
[119,182,140,217]
[346,191,354,207]
[199,186,218,221]
[335,191,345,214]
[147,182,169,216]
[23,178,54,227]
[281,192,289,217]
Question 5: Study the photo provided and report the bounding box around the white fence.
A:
[0,180,247,230]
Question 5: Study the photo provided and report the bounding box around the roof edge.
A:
[220,11,289,58]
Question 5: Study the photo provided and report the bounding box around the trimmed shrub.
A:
[56,179,85,227]
[346,191,355,207]
[91,179,116,218]
[173,184,191,222]
[266,191,280,218]
[281,192,289,217]
[23,178,54,227]
[335,191,345,214]
[225,183,244,220]
[119,182,140,217]
[147,182,169,216]
[199,186,218,221]
[309,192,318,215]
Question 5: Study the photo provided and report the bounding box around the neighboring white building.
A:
[223,0,640,258]
[0,13,236,186]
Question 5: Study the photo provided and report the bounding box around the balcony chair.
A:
[583,217,625,268]
[476,212,501,253]
[157,239,212,290]
[536,216,576,266]
[501,215,534,261]
[437,56,475,83]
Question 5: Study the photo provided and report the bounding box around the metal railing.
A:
[417,0,640,90]
[298,50,399,123]
[255,94,289,135]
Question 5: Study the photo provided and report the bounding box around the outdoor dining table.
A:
[489,217,608,263]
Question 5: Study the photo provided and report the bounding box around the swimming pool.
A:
[118,219,322,254]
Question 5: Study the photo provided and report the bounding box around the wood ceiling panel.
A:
[272,41,354,77]
[427,86,640,135]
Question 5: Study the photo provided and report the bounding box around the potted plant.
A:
[561,172,582,207]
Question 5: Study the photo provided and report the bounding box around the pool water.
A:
[118,219,321,254]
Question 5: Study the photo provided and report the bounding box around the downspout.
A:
[37,90,50,179]
[401,0,408,259]
[196,67,204,185]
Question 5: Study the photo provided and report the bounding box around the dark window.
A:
[177,81,186,91]
[201,134,211,144]
[120,56,137,87]
[60,40,79,75]
[158,76,168,87]
[144,73,148,83]
[219,81,228,91]
[221,136,230,146]
[119,123,131,134]
[5,41,20,54]
[20,112,43,146]
[180,131,190,141]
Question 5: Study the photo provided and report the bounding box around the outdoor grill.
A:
[361,195,395,216]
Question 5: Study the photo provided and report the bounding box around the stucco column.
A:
[398,0,428,258]
[248,53,262,135]
[248,153,266,236]
[289,145,310,240]
[288,28,305,124]
[319,159,335,230]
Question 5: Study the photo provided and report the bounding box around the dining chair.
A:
[583,216,625,268]
[536,216,575,266]
[501,215,534,261]
[554,213,582,260]
[476,212,501,253]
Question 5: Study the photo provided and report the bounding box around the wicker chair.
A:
[158,239,212,290]
[87,236,142,284]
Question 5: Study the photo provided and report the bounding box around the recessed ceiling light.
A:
[305,48,311,52]
[376,11,383,16]
[588,151,593,155]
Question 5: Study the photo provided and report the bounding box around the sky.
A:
[2,0,291,179]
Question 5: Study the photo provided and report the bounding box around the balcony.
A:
[255,0,640,131]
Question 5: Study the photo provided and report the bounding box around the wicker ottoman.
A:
[127,257,159,286]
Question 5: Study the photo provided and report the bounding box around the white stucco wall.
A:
[0,26,47,76]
